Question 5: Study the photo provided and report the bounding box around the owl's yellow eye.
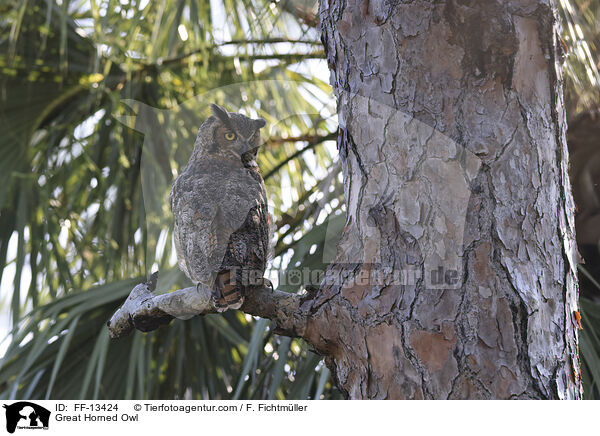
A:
[224,132,236,141]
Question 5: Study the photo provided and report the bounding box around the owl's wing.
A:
[171,160,265,286]
[171,172,227,286]
[220,173,270,281]
[220,170,265,227]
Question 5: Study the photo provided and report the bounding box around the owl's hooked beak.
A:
[241,145,260,168]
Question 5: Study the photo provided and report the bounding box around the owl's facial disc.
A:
[207,104,266,165]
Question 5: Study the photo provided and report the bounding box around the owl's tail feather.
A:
[214,270,244,312]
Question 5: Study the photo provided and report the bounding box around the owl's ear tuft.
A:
[254,118,266,129]
[210,104,231,125]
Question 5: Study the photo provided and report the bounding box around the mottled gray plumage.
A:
[170,104,269,311]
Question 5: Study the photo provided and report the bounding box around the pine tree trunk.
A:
[309,0,582,399]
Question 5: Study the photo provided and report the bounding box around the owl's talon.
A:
[262,278,274,291]
[210,291,227,312]
[213,301,229,313]
[212,294,243,312]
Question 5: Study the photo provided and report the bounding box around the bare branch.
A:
[139,51,325,71]
[263,132,337,180]
[107,274,308,339]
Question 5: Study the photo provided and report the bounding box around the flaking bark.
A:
[314,0,582,399]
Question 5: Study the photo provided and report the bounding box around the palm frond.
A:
[0,0,343,399]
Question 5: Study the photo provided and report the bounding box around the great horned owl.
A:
[170,104,270,311]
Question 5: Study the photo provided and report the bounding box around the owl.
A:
[170,104,270,311]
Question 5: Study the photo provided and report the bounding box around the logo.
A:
[2,402,50,433]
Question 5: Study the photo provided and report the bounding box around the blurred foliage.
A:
[1,0,600,400]
[579,271,600,400]
[559,0,600,114]
[0,0,343,399]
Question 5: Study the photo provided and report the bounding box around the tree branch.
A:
[263,132,337,180]
[107,272,308,339]
[138,51,325,71]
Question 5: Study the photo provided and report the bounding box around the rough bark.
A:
[314,0,582,399]
[109,0,583,399]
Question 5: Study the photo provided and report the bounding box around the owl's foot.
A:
[213,270,245,312]
[214,295,244,311]
[213,293,244,312]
